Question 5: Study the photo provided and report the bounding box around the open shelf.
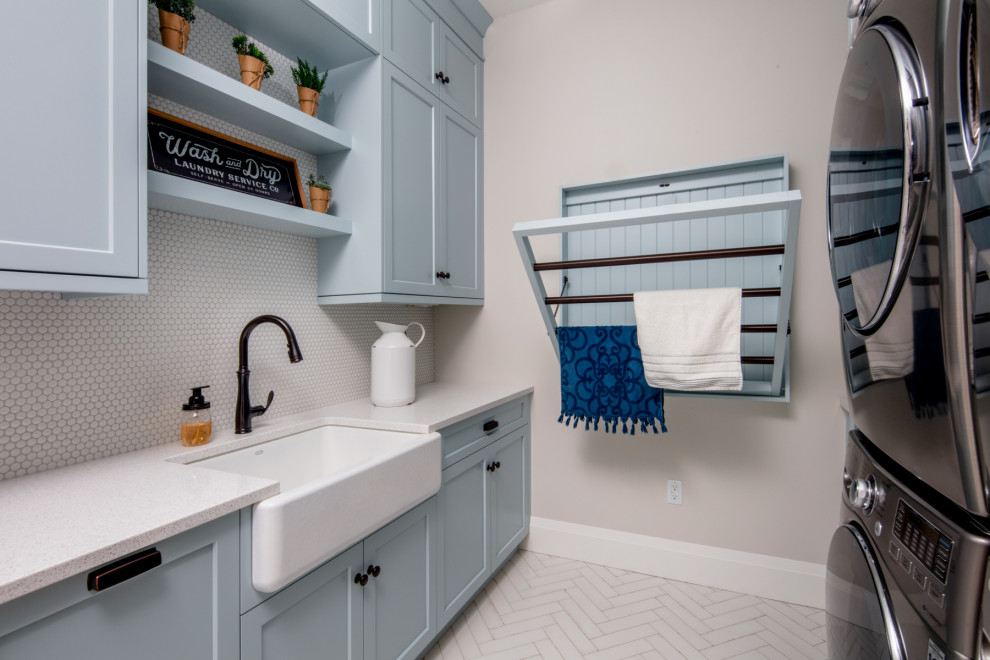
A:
[197,0,378,74]
[148,171,353,238]
[147,42,352,156]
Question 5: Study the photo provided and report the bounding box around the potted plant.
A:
[306,174,332,214]
[291,58,330,118]
[232,35,274,91]
[151,0,195,55]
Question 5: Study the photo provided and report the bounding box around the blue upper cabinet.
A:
[440,106,483,298]
[310,0,381,52]
[384,0,482,128]
[0,0,147,296]
[384,0,441,95]
[317,0,489,305]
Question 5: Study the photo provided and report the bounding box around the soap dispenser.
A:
[181,386,212,447]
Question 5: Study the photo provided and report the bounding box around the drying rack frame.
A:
[512,155,802,401]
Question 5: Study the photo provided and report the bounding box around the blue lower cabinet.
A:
[491,428,530,569]
[363,497,437,660]
[0,514,239,660]
[437,446,490,627]
[436,425,530,630]
[239,497,436,660]
[240,544,365,660]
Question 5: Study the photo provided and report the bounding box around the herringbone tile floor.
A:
[425,550,826,660]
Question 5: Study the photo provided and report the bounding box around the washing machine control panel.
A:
[892,498,953,584]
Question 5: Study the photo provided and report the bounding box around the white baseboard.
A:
[521,517,826,609]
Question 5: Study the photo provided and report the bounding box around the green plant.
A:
[149,0,196,23]
[306,174,331,191]
[291,58,330,94]
[232,35,274,79]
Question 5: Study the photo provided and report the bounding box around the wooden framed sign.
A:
[147,109,308,209]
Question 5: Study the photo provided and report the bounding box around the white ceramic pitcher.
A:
[370,321,425,407]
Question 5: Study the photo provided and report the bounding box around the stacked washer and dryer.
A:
[826,0,990,657]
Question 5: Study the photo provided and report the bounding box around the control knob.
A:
[848,475,877,513]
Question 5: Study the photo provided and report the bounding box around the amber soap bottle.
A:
[180,386,212,447]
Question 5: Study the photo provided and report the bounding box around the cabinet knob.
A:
[444,271,451,279]
[486,462,494,472]
[435,71,450,84]
[368,564,381,578]
[354,572,369,586]
[495,461,501,470]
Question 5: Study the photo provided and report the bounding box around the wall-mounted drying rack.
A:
[512,155,802,401]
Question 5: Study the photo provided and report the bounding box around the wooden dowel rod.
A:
[532,244,786,272]
[741,324,778,333]
[545,288,781,306]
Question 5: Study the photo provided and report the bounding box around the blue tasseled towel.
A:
[557,326,667,434]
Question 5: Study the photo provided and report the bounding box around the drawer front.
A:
[441,396,529,468]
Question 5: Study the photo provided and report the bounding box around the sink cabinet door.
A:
[0,514,238,660]
[363,497,437,660]
[241,544,365,660]
[490,427,531,570]
[436,445,490,628]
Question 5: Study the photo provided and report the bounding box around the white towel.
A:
[633,288,743,391]
[850,261,914,381]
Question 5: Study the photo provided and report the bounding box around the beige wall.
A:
[437,0,851,564]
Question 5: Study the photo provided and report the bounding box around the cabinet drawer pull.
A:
[483,420,499,433]
[368,564,381,577]
[354,572,369,586]
[87,548,162,592]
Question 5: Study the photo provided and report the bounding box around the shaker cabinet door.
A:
[440,106,483,298]
[310,0,380,51]
[241,544,365,660]
[490,428,530,569]
[384,65,442,296]
[436,447,490,628]
[0,0,145,284]
[438,29,482,128]
[0,514,239,660]
[384,0,440,95]
[364,497,437,660]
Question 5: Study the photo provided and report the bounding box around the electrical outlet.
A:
[667,480,683,505]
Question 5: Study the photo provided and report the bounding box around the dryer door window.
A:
[827,23,931,339]
[826,523,905,660]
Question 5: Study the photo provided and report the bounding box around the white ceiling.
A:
[478,0,554,19]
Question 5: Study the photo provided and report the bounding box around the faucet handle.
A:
[251,391,275,418]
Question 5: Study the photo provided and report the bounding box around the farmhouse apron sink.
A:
[195,425,441,592]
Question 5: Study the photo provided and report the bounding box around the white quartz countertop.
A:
[0,382,532,605]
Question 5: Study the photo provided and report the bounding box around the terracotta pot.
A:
[309,186,331,214]
[238,53,267,90]
[297,86,320,117]
[158,9,190,55]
